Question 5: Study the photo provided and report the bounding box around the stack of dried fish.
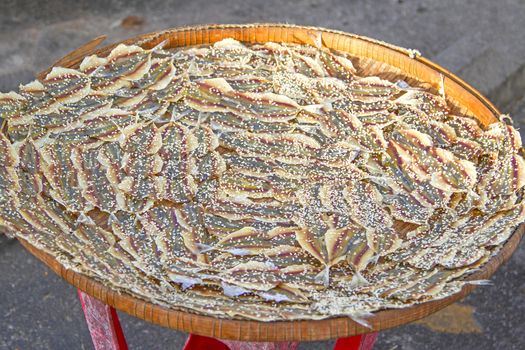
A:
[1,37,524,322]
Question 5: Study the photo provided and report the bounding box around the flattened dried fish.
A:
[39,142,90,212]
[72,145,119,213]
[187,78,300,122]
[0,92,27,122]
[42,67,91,105]
[2,37,524,322]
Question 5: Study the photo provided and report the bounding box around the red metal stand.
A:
[333,332,378,350]
[182,333,377,350]
[183,334,299,350]
[78,289,377,350]
[78,290,128,350]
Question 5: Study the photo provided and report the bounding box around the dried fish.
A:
[1,37,524,322]
[42,67,91,105]
[187,78,300,122]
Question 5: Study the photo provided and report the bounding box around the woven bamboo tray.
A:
[15,23,525,342]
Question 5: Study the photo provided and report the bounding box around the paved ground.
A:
[1,1,525,349]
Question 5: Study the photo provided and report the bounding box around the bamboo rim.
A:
[12,23,523,341]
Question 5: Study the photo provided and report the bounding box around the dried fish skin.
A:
[219,132,321,162]
[110,211,167,281]
[175,203,214,261]
[478,153,525,198]
[395,90,449,121]
[318,49,356,80]
[192,151,226,183]
[207,196,295,223]
[191,125,219,158]
[219,171,275,199]
[42,67,91,105]
[347,77,399,102]
[39,142,91,213]
[120,122,162,155]
[210,111,295,134]
[324,223,368,266]
[33,94,113,132]
[223,75,274,93]
[213,227,272,256]
[479,122,522,158]
[467,203,525,247]
[158,123,196,177]
[85,44,152,93]
[117,122,164,211]
[52,109,136,144]
[344,180,393,230]
[0,136,30,237]
[140,206,197,263]
[0,133,20,194]
[135,57,177,91]
[272,71,318,104]
[157,122,199,203]
[0,91,27,122]
[72,145,119,214]
[187,78,300,122]
[394,199,433,227]
[151,75,188,103]
[387,128,477,193]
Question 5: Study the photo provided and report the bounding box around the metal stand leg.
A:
[183,334,298,350]
[78,289,128,350]
[77,288,377,350]
[183,332,378,350]
[183,334,230,349]
[334,332,378,350]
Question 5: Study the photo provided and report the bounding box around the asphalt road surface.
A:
[1,1,524,349]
